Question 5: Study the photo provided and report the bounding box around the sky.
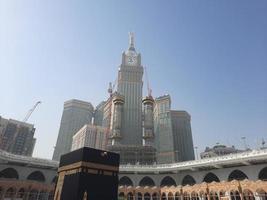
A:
[0,0,266,159]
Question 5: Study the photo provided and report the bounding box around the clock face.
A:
[128,56,136,65]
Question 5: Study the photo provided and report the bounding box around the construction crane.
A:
[108,78,118,97]
[144,66,152,97]
[0,101,41,153]
[112,78,117,93]
[23,101,41,122]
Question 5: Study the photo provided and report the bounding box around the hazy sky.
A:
[0,0,266,159]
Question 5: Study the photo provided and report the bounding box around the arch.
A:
[28,189,39,200]
[139,176,155,187]
[119,176,134,186]
[203,172,220,183]
[168,192,174,200]
[200,191,208,200]
[183,192,190,200]
[182,175,196,186]
[144,193,151,200]
[16,188,26,198]
[162,193,167,200]
[137,192,142,200]
[228,170,248,181]
[152,193,159,200]
[175,192,181,200]
[127,192,134,200]
[256,189,267,194]
[243,189,255,200]
[192,191,199,200]
[255,189,267,200]
[210,191,219,200]
[4,187,16,198]
[220,191,226,198]
[118,192,125,200]
[160,176,177,186]
[230,190,241,200]
[27,171,45,182]
[0,168,19,179]
[259,167,267,181]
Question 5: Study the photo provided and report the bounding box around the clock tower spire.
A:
[122,32,140,66]
[129,32,135,51]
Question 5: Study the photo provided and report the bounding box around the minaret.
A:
[142,95,154,146]
[110,92,124,145]
[116,33,143,146]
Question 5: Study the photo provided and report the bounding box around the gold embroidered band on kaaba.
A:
[58,161,119,176]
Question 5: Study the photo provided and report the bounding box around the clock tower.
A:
[117,32,143,146]
[107,33,156,164]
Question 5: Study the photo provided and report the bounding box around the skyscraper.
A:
[52,99,94,161]
[170,111,195,161]
[154,95,175,163]
[0,116,36,156]
[71,124,108,151]
[93,101,106,126]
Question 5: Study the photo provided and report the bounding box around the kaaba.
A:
[54,147,120,200]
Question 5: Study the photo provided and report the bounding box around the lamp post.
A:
[194,146,199,160]
[174,150,179,162]
[241,137,248,150]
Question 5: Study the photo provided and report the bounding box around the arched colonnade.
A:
[118,180,267,200]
